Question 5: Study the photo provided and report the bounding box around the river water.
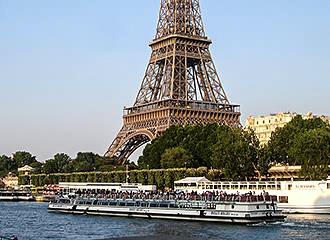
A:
[1,202,330,240]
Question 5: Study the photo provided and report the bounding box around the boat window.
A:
[169,204,178,208]
[248,185,256,190]
[266,204,269,209]
[231,205,235,209]
[119,202,126,206]
[140,202,147,207]
[109,201,117,206]
[327,183,330,189]
[256,205,259,209]
[160,203,169,208]
[279,196,288,203]
[240,185,248,190]
[277,184,281,190]
[288,184,292,190]
[149,203,158,208]
[223,185,230,190]
[258,185,266,190]
[126,202,135,207]
[268,185,276,190]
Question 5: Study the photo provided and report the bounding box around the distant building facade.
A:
[18,165,34,176]
[245,112,330,145]
[2,172,18,188]
[0,179,5,188]
[321,115,330,125]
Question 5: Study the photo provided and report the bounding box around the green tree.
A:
[138,126,185,169]
[160,147,193,169]
[12,151,38,168]
[180,124,218,168]
[267,116,328,165]
[43,153,72,174]
[288,128,330,179]
[0,155,16,177]
[72,152,106,172]
[211,127,258,180]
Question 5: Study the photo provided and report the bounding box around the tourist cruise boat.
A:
[0,189,34,201]
[174,177,330,214]
[48,195,285,224]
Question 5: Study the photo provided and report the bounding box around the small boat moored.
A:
[0,189,34,201]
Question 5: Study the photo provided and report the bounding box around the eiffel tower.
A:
[105,0,241,163]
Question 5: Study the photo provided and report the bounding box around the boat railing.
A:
[0,236,14,240]
[66,194,277,203]
[53,195,277,210]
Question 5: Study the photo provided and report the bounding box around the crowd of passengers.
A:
[57,189,276,202]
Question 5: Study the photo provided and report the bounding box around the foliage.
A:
[0,151,39,177]
[21,168,220,189]
[43,153,72,174]
[288,128,330,180]
[211,127,259,180]
[160,147,193,169]
[266,116,328,165]
[139,124,260,180]
[0,155,16,177]
[7,116,330,185]
[12,151,38,168]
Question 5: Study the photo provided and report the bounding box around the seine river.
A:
[1,202,330,240]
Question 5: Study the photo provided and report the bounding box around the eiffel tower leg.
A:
[105,128,156,165]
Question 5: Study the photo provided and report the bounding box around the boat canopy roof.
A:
[174,177,211,184]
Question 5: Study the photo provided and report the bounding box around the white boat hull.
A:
[48,202,285,224]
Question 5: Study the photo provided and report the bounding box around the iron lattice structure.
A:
[105,0,241,163]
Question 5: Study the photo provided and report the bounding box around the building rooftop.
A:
[18,165,34,172]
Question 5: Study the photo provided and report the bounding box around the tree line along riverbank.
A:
[2,115,330,188]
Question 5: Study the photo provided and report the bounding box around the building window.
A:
[327,183,330,189]
[288,184,292,190]
[279,196,288,203]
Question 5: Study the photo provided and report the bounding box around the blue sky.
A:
[1,0,329,161]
